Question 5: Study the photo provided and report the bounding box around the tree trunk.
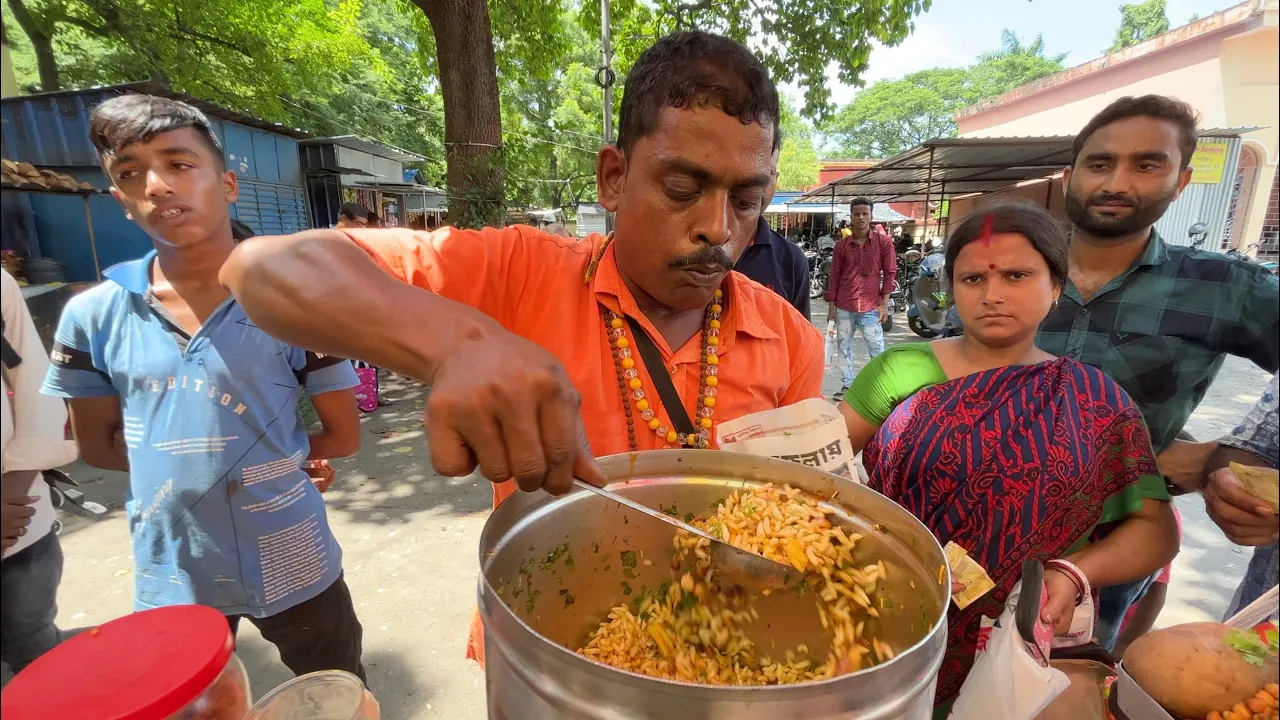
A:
[411,0,506,229]
[5,0,59,91]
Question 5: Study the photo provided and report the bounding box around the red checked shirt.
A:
[824,230,897,313]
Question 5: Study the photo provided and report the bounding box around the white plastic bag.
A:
[949,580,1071,720]
[717,398,857,481]
[823,319,837,369]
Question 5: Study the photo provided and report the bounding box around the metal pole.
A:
[830,185,835,233]
[938,181,948,238]
[601,0,614,146]
[83,195,101,281]
[922,147,934,246]
[600,0,614,232]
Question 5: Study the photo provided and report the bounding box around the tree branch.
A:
[171,5,252,57]
[54,14,108,37]
[169,27,252,56]
[6,0,60,90]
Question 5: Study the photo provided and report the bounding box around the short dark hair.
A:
[1072,95,1200,170]
[850,197,873,211]
[339,202,370,221]
[617,31,781,154]
[89,94,224,168]
[945,202,1068,288]
[230,219,255,243]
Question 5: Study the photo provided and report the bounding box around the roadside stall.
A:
[301,135,428,228]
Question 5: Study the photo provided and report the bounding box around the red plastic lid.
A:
[1,605,234,720]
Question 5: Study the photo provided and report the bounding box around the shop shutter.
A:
[233,181,310,236]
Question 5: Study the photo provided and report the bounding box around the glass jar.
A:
[244,670,378,720]
[0,604,251,720]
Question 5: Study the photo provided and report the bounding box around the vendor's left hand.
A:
[877,302,889,323]
[1040,568,1079,636]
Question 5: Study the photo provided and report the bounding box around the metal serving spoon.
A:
[573,479,803,594]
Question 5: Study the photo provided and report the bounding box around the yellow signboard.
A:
[1189,141,1228,184]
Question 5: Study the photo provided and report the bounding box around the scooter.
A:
[46,468,107,519]
[906,249,964,338]
[1187,222,1209,249]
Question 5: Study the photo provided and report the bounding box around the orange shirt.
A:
[343,226,824,507]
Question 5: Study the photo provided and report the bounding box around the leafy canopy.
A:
[776,95,821,191]
[578,0,932,121]
[821,30,1067,159]
[1109,0,1170,53]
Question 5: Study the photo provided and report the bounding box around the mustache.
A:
[1086,193,1138,207]
[669,246,735,271]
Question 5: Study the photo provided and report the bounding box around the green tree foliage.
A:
[979,29,1067,63]
[776,95,821,191]
[1109,0,1170,52]
[821,67,969,158]
[577,0,932,120]
[5,0,937,222]
[821,30,1066,159]
[3,0,376,116]
[498,15,602,211]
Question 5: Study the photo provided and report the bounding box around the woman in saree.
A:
[839,202,1178,711]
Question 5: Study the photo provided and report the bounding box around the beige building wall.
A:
[956,2,1279,252]
[947,177,1067,236]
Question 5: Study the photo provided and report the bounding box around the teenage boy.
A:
[42,94,366,679]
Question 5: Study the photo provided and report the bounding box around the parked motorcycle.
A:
[883,281,901,333]
[907,249,963,338]
[898,248,923,294]
[809,245,833,299]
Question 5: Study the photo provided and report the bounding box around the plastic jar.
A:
[0,604,250,720]
[244,671,378,720]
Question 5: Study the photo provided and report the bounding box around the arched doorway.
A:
[1223,144,1262,252]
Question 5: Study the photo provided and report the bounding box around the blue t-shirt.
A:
[41,252,358,618]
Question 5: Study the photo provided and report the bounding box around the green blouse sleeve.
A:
[844,343,948,425]
[1098,474,1171,524]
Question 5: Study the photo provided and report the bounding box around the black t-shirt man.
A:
[735,217,811,319]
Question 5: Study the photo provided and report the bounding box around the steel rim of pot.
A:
[478,449,950,702]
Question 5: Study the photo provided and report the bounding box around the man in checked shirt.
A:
[1039,94,1279,650]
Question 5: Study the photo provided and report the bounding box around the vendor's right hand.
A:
[1204,466,1279,546]
[426,323,605,496]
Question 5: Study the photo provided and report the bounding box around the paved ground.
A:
[42,299,1272,718]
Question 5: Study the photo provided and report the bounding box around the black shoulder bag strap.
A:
[623,316,697,438]
[1,317,22,374]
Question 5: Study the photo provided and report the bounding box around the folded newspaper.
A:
[716,398,858,481]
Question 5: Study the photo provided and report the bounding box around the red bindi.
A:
[988,264,997,270]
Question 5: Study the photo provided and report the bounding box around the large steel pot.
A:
[479,450,949,720]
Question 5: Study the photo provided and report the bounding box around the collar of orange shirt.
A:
[588,238,781,362]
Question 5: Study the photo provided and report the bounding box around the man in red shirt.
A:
[824,197,896,398]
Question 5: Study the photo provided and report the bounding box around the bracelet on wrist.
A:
[1044,559,1090,606]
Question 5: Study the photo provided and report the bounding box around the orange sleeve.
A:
[342,226,536,327]
[781,317,824,405]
